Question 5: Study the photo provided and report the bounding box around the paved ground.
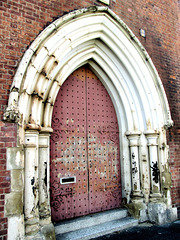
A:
[94,220,180,240]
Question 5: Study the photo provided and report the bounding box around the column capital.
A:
[25,130,39,148]
[126,130,141,137]
[126,131,141,147]
[144,130,159,146]
[40,127,53,133]
[25,123,41,131]
[144,129,159,136]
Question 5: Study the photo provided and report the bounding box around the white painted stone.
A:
[10,48,34,92]
[8,215,25,240]
[7,147,24,170]
[145,131,161,199]
[99,0,110,5]
[23,64,38,94]
[30,22,56,52]
[24,131,40,234]
[35,74,48,98]
[126,132,142,198]
[31,97,42,125]
[31,46,49,72]
[39,133,51,224]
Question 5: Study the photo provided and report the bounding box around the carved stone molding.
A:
[164,111,174,129]
[164,119,174,130]
[3,105,20,123]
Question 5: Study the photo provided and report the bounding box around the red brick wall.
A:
[0,0,180,238]
[0,122,16,239]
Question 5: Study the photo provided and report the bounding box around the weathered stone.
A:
[127,202,148,222]
[162,171,172,190]
[167,207,177,222]
[41,223,56,240]
[148,203,167,224]
[11,169,24,192]
[25,231,44,240]
[25,221,40,236]
[7,147,24,170]
[40,216,51,227]
[8,215,25,240]
[5,192,23,216]
[3,105,20,123]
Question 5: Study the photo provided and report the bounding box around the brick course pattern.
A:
[0,0,180,238]
[0,121,16,240]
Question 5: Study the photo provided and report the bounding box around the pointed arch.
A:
[6,6,172,132]
[4,7,176,237]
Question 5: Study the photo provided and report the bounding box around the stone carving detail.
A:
[164,111,174,129]
[3,105,20,123]
[164,119,174,129]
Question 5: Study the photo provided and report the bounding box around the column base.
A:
[40,223,56,240]
[127,201,148,222]
[149,192,162,203]
[148,202,178,224]
[131,191,144,201]
[25,232,44,240]
[40,216,51,226]
[25,217,40,236]
[25,223,56,240]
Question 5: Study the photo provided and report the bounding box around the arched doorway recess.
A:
[4,6,176,239]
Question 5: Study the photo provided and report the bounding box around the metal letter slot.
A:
[60,176,76,184]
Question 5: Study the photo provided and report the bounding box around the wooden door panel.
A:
[50,66,121,222]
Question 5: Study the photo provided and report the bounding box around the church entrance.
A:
[50,66,121,222]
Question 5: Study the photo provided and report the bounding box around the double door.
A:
[50,66,121,222]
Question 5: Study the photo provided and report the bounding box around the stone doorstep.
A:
[56,217,138,240]
[55,209,138,239]
[55,208,128,234]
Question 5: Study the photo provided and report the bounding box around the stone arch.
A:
[4,6,176,239]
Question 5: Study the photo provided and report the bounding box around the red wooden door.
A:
[50,66,121,222]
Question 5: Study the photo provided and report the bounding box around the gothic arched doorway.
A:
[4,7,176,239]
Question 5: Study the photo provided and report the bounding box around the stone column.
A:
[39,128,56,240]
[126,131,147,222]
[39,132,51,226]
[145,131,177,224]
[126,131,142,200]
[24,130,40,236]
[144,131,161,201]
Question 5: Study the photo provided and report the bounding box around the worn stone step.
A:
[55,209,128,235]
[56,216,138,240]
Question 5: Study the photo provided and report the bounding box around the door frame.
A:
[4,6,176,239]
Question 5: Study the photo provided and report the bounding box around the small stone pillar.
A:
[126,131,142,200]
[144,131,161,201]
[39,131,51,226]
[126,131,147,222]
[24,130,40,235]
[39,128,56,240]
